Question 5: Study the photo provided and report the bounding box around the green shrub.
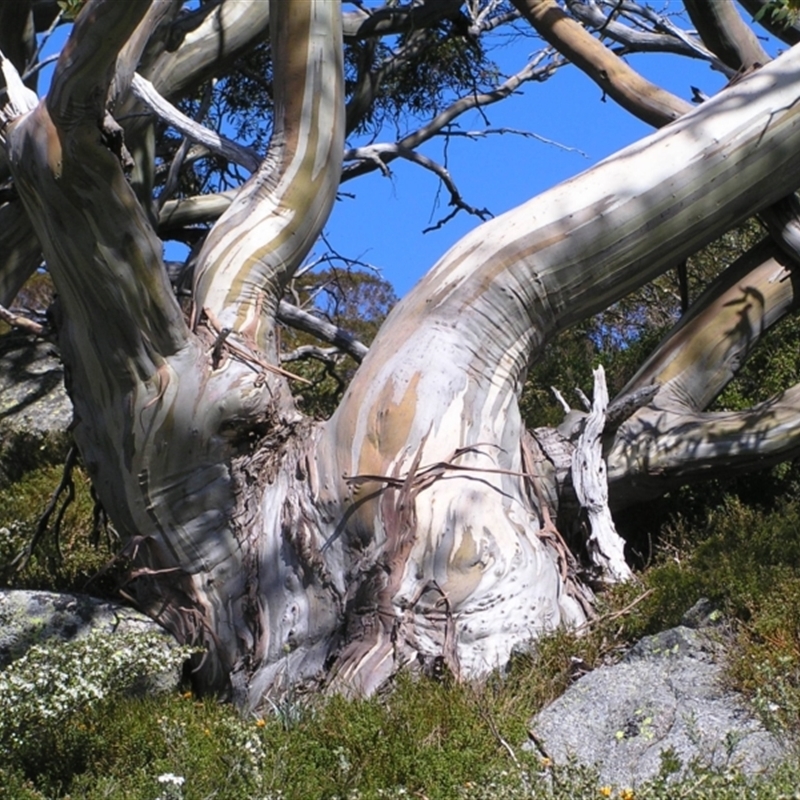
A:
[0,628,196,778]
[0,463,117,594]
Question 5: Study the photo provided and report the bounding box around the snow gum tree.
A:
[4,0,800,707]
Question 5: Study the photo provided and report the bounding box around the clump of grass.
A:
[605,495,800,731]
[0,619,631,799]
[3,680,800,799]
[0,462,119,594]
[4,472,800,796]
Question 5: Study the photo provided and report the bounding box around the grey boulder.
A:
[526,606,789,786]
[0,588,183,694]
[0,331,72,487]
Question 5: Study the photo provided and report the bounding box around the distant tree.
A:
[4,0,800,704]
[281,268,397,420]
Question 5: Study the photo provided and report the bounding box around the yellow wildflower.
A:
[255,718,267,728]
[619,790,635,800]
[598,787,613,798]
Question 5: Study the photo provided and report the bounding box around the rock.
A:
[0,331,72,487]
[526,603,788,786]
[0,589,183,694]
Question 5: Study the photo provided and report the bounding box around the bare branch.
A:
[439,126,588,157]
[131,73,260,173]
[158,191,235,233]
[110,0,179,109]
[551,386,571,414]
[683,0,768,71]
[342,49,565,183]
[343,142,492,231]
[614,0,733,72]
[565,0,720,59]
[280,344,340,364]
[25,6,64,75]
[510,0,692,128]
[0,302,46,336]
[277,301,369,363]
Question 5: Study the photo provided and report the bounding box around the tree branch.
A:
[130,73,260,172]
[684,0,768,71]
[47,0,153,128]
[277,301,369,363]
[5,0,188,368]
[109,0,178,110]
[193,0,345,362]
[345,24,440,135]
[608,385,800,507]
[439,126,588,157]
[343,142,492,231]
[341,48,565,183]
[144,0,272,100]
[615,238,799,414]
[158,190,235,234]
[0,302,46,336]
[280,344,340,364]
[510,0,692,128]
[565,0,719,58]
[606,237,800,507]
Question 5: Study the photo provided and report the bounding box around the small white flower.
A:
[157,773,185,786]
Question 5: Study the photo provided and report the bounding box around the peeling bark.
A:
[6,0,800,703]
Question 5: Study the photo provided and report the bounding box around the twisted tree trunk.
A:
[4,0,800,706]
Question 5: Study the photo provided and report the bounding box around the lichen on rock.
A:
[526,600,790,786]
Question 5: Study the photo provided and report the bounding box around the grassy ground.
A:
[3,465,800,798]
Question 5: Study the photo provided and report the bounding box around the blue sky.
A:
[325,2,791,297]
[325,37,735,297]
[33,3,783,298]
